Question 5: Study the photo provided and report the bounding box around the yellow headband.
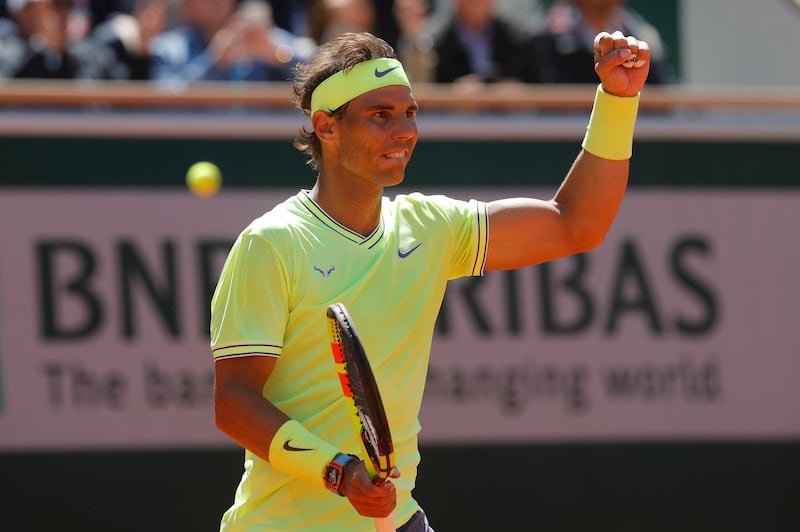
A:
[310,58,411,115]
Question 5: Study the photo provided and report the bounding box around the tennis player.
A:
[211,30,650,531]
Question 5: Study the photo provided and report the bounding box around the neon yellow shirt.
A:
[211,191,488,531]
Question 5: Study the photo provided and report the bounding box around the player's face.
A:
[333,85,419,188]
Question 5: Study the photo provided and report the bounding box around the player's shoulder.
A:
[391,191,480,218]
[235,193,307,246]
[393,191,454,207]
[246,193,302,227]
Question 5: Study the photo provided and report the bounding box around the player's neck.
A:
[308,181,382,237]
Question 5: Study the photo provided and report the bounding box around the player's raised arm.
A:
[484,31,650,271]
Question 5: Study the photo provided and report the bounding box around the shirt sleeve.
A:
[435,196,489,279]
[404,193,488,279]
[459,198,489,278]
[210,231,289,360]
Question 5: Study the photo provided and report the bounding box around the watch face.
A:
[325,455,357,494]
[325,464,343,490]
[326,467,340,485]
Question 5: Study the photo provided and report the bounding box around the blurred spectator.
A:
[266,0,309,36]
[1,1,17,41]
[427,0,542,31]
[519,0,672,84]
[86,0,134,28]
[0,0,134,78]
[149,0,314,83]
[429,0,530,84]
[371,0,397,47]
[307,0,375,45]
[90,0,168,79]
[304,0,423,50]
[393,0,434,82]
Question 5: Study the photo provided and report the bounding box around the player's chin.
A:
[382,172,407,187]
[378,160,409,183]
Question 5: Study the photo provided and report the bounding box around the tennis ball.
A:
[186,161,222,197]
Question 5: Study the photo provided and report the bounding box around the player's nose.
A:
[391,115,417,141]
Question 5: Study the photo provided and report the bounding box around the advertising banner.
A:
[0,189,798,450]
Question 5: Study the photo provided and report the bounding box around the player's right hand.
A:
[341,459,398,518]
[593,30,650,97]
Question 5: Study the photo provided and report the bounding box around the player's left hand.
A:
[341,459,398,518]
[593,31,650,97]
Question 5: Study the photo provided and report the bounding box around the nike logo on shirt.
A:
[374,66,400,78]
[398,241,423,258]
[283,440,314,452]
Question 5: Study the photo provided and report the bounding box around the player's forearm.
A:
[214,384,289,461]
[551,83,639,250]
[552,150,629,252]
[215,383,345,489]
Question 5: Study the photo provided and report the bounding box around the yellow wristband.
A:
[268,420,341,488]
[581,85,641,160]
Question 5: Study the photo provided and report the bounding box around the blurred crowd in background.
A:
[0,0,672,84]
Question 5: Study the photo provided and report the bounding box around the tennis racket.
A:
[326,303,395,532]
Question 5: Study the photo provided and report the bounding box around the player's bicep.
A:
[485,197,577,270]
[215,354,278,399]
[214,355,278,426]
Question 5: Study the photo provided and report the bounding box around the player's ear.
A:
[312,110,337,142]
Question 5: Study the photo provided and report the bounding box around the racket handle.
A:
[374,515,395,532]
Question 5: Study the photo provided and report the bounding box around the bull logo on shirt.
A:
[313,265,336,278]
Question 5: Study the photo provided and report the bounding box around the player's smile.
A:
[381,148,411,164]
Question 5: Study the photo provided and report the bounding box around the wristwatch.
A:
[324,453,359,496]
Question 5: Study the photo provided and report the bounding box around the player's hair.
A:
[292,32,397,170]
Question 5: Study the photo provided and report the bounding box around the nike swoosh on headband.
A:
[374,66,401,78]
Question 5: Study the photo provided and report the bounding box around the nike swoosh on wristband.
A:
[283,440,314,452]
[374,66,400,78]
[398,241,423,258]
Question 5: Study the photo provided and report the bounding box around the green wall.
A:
[1,442,797,531]
[2,137,797,188]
